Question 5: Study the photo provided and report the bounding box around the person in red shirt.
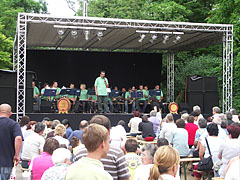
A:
[185,115,198,148]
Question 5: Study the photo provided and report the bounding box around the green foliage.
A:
[0,0,47,70]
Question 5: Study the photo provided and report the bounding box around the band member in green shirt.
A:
[41,83,50,101]
[136,85,148,113]
[67,83,77,112]
[32,81,41,111]
[94,71,110,113]
[79,84,88,113]
[51,81,61,101]
[124,88,136,113]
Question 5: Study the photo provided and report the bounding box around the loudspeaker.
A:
[204,92,219,114]
[40,101,54,113]
[178,103,190,113]
[187,76,204,92]
[187,92,204,112]
[204,77,218,91]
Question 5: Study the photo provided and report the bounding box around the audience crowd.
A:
[0,103,240,180]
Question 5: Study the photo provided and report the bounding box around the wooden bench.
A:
[180,157,200,180]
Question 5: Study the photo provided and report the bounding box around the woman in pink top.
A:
[31,138,59,180]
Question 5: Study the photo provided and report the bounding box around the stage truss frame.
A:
[13,13,233,121]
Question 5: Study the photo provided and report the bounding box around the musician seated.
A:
[88,91,97,113]
[151,85,164,112]
[136,85,149,113]
[111,86,121,113]
[41,83,50,101]
[67,83,77,113]
[32,81,41,111]
[51,81,61,101]
[79,84,89,113]
[124,88,136,113]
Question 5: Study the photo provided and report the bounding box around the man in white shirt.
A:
[21,122,45,168]
[160,113,177,142]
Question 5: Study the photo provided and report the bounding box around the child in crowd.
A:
[124,139,141,180]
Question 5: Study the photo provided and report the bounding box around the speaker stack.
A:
[186,76,219,114]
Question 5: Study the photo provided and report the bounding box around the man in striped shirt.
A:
[73,115,130,180]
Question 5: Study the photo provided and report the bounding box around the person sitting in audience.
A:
[61,119,73,138]
[68,120,88,143]
[193,105,204,124]
[193,123,222,179]
[110,120,127,148]
[218,124,240,178]
[21,122,45,169]
[31,138,59,180]
[159,113,177,142]
[230,108,239,122]
[65,124,113,180]
[157,138,169,147]
[128,111,142,137]
[46,120,61,138]
[181,113,189,124]
[53,124,69,147]
[23,121,37,140]
[212,106,221,121]
[185,115,198,148]
[41,148,72,180]
[19,115,30,135]
[70,136,83,155]
[148,145,180,180]
[226,112,234,126]
[225,154,240,180]
[138,115,156,141]
[148,110,160,134]
[169,119,189,157]
[73,115,130,180]
[133,144,157,180]
[125,139,141,180]
[221,120,228,135]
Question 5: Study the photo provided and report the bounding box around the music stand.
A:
[149,89,156,97]
[60,88,71,96]
[43,89,57,97]
[110,90,121,97]
[74,89,81,96]
[155,90,162,96]
[87,89,96,95]
[136,91,143,98]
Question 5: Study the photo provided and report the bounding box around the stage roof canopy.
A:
[17,13,232,52]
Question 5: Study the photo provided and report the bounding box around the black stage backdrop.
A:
[27,50,162,89]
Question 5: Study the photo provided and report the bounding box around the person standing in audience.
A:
[0,104,22,180]
[61,119,73,138]
[65,124,113,180]
[148,110,160,134]
[21,122,45,168]
[133,144,157,180]
[31,138,59,180]
[41,148,71,180]
[68,120,88,143]
[73,115,130,180]
[218,124,240,178]
[138,115,155,141]
[128,111,142,137]
[94,71,111,113]
[159,113,177,142]
[110,120,127,148]
[170,119,189,157]
[148,146,180,180]
[124,139,141,180]
[185,115,198,148]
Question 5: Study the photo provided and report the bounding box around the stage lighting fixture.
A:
[71,30,78,39]
[97,31,103,40]
[84,30,90,40]
[173,35,181,43]
[162,35,169,44]
[138,34,146,43]
[57,29,64,38]
[150,34,157,43]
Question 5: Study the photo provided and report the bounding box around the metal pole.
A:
[83,0,88,17]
